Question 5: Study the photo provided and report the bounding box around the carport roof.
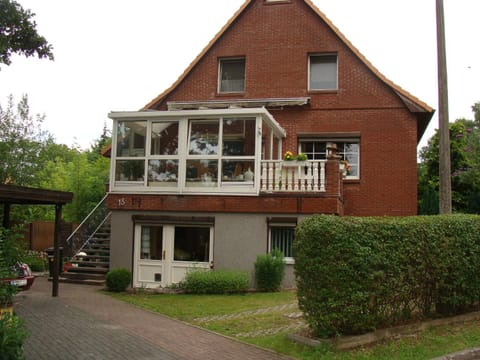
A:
[0,184,73,205]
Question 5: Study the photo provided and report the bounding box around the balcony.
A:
[260,160,326,193]
[108,108,341,197]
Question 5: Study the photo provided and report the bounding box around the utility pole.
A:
[436,0,452,214]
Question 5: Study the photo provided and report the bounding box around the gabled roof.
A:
[143,0,434,138]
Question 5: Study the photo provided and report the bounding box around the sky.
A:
[1,0,479,153]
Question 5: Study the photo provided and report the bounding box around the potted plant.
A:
[339,160,351,177]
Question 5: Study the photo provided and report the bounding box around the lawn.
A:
[109,291,480,359]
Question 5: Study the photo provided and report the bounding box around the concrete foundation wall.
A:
[110,210,299,288]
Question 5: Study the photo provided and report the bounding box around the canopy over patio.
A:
[0,184,73,297]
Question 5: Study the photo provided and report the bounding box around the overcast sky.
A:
[1,0,479,152]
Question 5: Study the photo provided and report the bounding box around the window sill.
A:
[264,0,292,5]
[216,92,246,97]
[308,89,338,95]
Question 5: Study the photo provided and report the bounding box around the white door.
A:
[134,224,213,288]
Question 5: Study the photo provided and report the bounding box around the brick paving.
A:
[14,276,293,360]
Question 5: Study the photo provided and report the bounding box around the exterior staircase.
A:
[61,219,110,285]
[60,195,111,286]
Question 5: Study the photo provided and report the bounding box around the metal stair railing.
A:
[76,211,112,256]
[65,194,110,257]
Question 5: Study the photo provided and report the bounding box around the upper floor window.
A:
[309,54,338,91]
[300,139,359,179]
[219,58,245,93]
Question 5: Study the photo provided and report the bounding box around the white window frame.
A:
[110,112,269,194]
[299,138,360,179]
[308,54,338,91]
[268,222,296,265]
[218,57,246,93]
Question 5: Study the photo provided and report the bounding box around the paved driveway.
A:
[14,276,292,360]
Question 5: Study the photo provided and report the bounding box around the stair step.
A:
[88,244,110,249]
[71,261,109,267]
[59,278,105,286]
[89,238,110,243]
[72,255,109,261]
[83,249,110,254]
[65,267,109,274]
[51,277,105,286]
[61,273,106,280]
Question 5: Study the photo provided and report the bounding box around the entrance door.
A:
[134,224,213,288]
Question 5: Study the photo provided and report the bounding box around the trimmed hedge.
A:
[294,214,480,338]
[182,270,249,294]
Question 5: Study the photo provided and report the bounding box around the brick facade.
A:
[142,0,429,216]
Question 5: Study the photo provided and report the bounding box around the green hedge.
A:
[182,270,249,294]
[294,214,480,338]
[105,268,131,292]
[254,249,285,292]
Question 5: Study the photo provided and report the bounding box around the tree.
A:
[0,0,53,66]
[418,102,480,214]
[0,94,52,186]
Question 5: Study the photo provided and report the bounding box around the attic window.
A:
[219,58,245,93]
[264,0,291,3]
[309,54,338,91]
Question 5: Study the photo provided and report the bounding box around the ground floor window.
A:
[174,226,210,262]
[140,226,163,260]
[269,219,296,264]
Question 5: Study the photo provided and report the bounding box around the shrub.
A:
[0,313,28,360]
[24,251,47,272]
[105,268,131,292]
[254,249,285,292]
[182,270,249,294]
[294,214,480,338]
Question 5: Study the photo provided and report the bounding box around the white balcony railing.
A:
[260,160,326,193]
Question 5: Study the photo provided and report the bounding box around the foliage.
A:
[105,268,131,292]
[182,269,249,294]
[0,227,26,306]
[419,102,480,214]
[0,0,53,67]
[294,214,480,338]
[0,95,111,223]
[254,249,285,292]
[0,94,51,186]
[36,149,110,222]
[23,251,47,272]
[0,313,28,360]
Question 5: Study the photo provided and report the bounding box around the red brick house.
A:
[106,0,434,288]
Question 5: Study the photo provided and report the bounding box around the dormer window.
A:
[309,54,338,91]
[218,57,245,93]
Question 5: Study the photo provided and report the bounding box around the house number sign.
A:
[117,197,142,208]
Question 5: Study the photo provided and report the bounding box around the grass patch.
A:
[110,290,296,321]
[108,290,480,359]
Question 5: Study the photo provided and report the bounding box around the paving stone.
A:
[14,277,293,360]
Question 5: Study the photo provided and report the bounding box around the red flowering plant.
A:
[340,160,351,175]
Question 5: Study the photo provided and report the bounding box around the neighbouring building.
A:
[106,0,434,288]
